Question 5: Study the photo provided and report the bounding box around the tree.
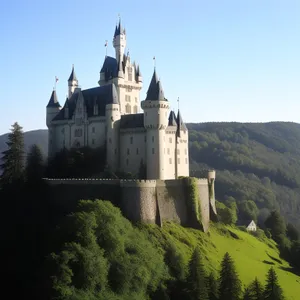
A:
[243,288,252,300]
[0,122,24,185]
[186,246,208,300]
[26,144,44,181]
[238,200,259,223]
[264,211,286,243]
[207,272,218,300]
[218,252,241,300]
[263,268,284,300]
[246,277,263,300]
[286,223,299,241]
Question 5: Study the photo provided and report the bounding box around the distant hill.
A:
[1,122,300,229]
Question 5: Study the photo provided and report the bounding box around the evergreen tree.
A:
[26,144,44,181]
[248,277,263,300]
[264,211,286,243]
[0,122,24,185]
[286,223,299,241]
[243,288,252,300]
[186,245,209,300]
[263,267,284,300]
[218,252,241,300]
[207,272,219,300]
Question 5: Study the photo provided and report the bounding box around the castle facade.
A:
[46,21,189,180]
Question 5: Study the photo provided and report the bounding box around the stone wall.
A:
[44,175,217,232]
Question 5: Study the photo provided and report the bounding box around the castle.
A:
[45,20,217,231]
[46,20,189,180]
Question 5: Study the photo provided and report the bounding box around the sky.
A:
[1,0,300,134]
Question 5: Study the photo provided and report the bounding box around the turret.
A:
[113,20,126,62]
[141,69,169,179]
[68,65,78,98]
[105,84,121,172]
[46,90,61,127]
[135,64,142,83]
[46,89,61,158]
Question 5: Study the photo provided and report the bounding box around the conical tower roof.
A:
[46,90,61,108]
[68,65,77,82]
[177,109,187,136]
[145,69,165,101]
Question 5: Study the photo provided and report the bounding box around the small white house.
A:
[246,220,257,232]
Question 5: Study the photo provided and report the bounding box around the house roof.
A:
[168,111,177,126]
[120,113,144,129]
[46,90,61,108]
[68,65,77,82]
[177,110,187,135]
[52,83,118,121]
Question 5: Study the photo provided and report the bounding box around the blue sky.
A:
[1,0,300,134]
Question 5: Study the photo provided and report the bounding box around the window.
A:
[144,136,147,142]
[133,105,138,113]
[109,138,112,143]
[115,149,117,155]
[92,139,95,145]
[152,136,154,143]
[127,67,132,81]
[130,137,133,144]
[167,148,170,155]
[152,148,155,154]
[169,137,172,143]
[126,158,129,166]
[93,104,98,115]
[125,104,131,114]
[125,95,131,102]
[127,148,130,155]
[135,97,137,103]
[185,158,188,164]
[136,148,139,155]
[178,158,180,164]
[169,158,172,164]
[177,149,180,155]
[74,129,83,137]
[61,128,64,134]
[185,149,187,155]
[92,127,95,133]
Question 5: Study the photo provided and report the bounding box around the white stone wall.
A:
[177,130,189,177]
[120,129,146,176]
[164,129,177,179]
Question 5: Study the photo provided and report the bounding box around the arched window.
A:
[125,104,131,114]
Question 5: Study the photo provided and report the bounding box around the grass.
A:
[142,222,300,300]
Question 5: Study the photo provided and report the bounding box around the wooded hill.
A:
[1,121,300,229]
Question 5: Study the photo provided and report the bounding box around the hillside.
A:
[1,122,300,229]
[144,222,300,300]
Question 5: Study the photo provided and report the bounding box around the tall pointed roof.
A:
[145,69,166,101]
[68,65,77,82]
[46,90,61,108]
[168,111,177,126]
[114,19,125,37]
[177,110,187,135]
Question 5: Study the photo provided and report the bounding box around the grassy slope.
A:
[143,222,300,300]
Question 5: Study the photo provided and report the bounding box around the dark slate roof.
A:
[145,69,166,101]
[114,20,125,37]
[120,113,144,129]
[100,56,118,80]
[177,110,187,135]
[46,90,61,108]
[168,111,177,126]
[68,65,77,82]
[52,84,119,121]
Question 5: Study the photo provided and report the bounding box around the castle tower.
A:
[46,90,61,158]
[141,69,169,179]
[106,84,121,172]
[113,20,126,63]
[68,65,78,98]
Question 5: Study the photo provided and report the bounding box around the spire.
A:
[177,110,187,136]
[168,111,177,126]
[68,65,77,82]
[114,19,125,37]
[145,69,165,101]
[46,90,61,108]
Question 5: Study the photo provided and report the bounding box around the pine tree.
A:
[248,277,263,300]
[0,122,24,186]
[218,252,242,300]
[26,144,44,181]
[263,267,284,300]
[243,288,252,300]
[186,245,209,300]
[207,272,219,300]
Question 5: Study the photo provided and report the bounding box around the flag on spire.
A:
[55,76,59,83]
[104,40,108,47]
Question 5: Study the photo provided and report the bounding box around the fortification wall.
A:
[44,174,217,232]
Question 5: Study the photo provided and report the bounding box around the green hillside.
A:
[187,122,300,230]
[144,221,300,300]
